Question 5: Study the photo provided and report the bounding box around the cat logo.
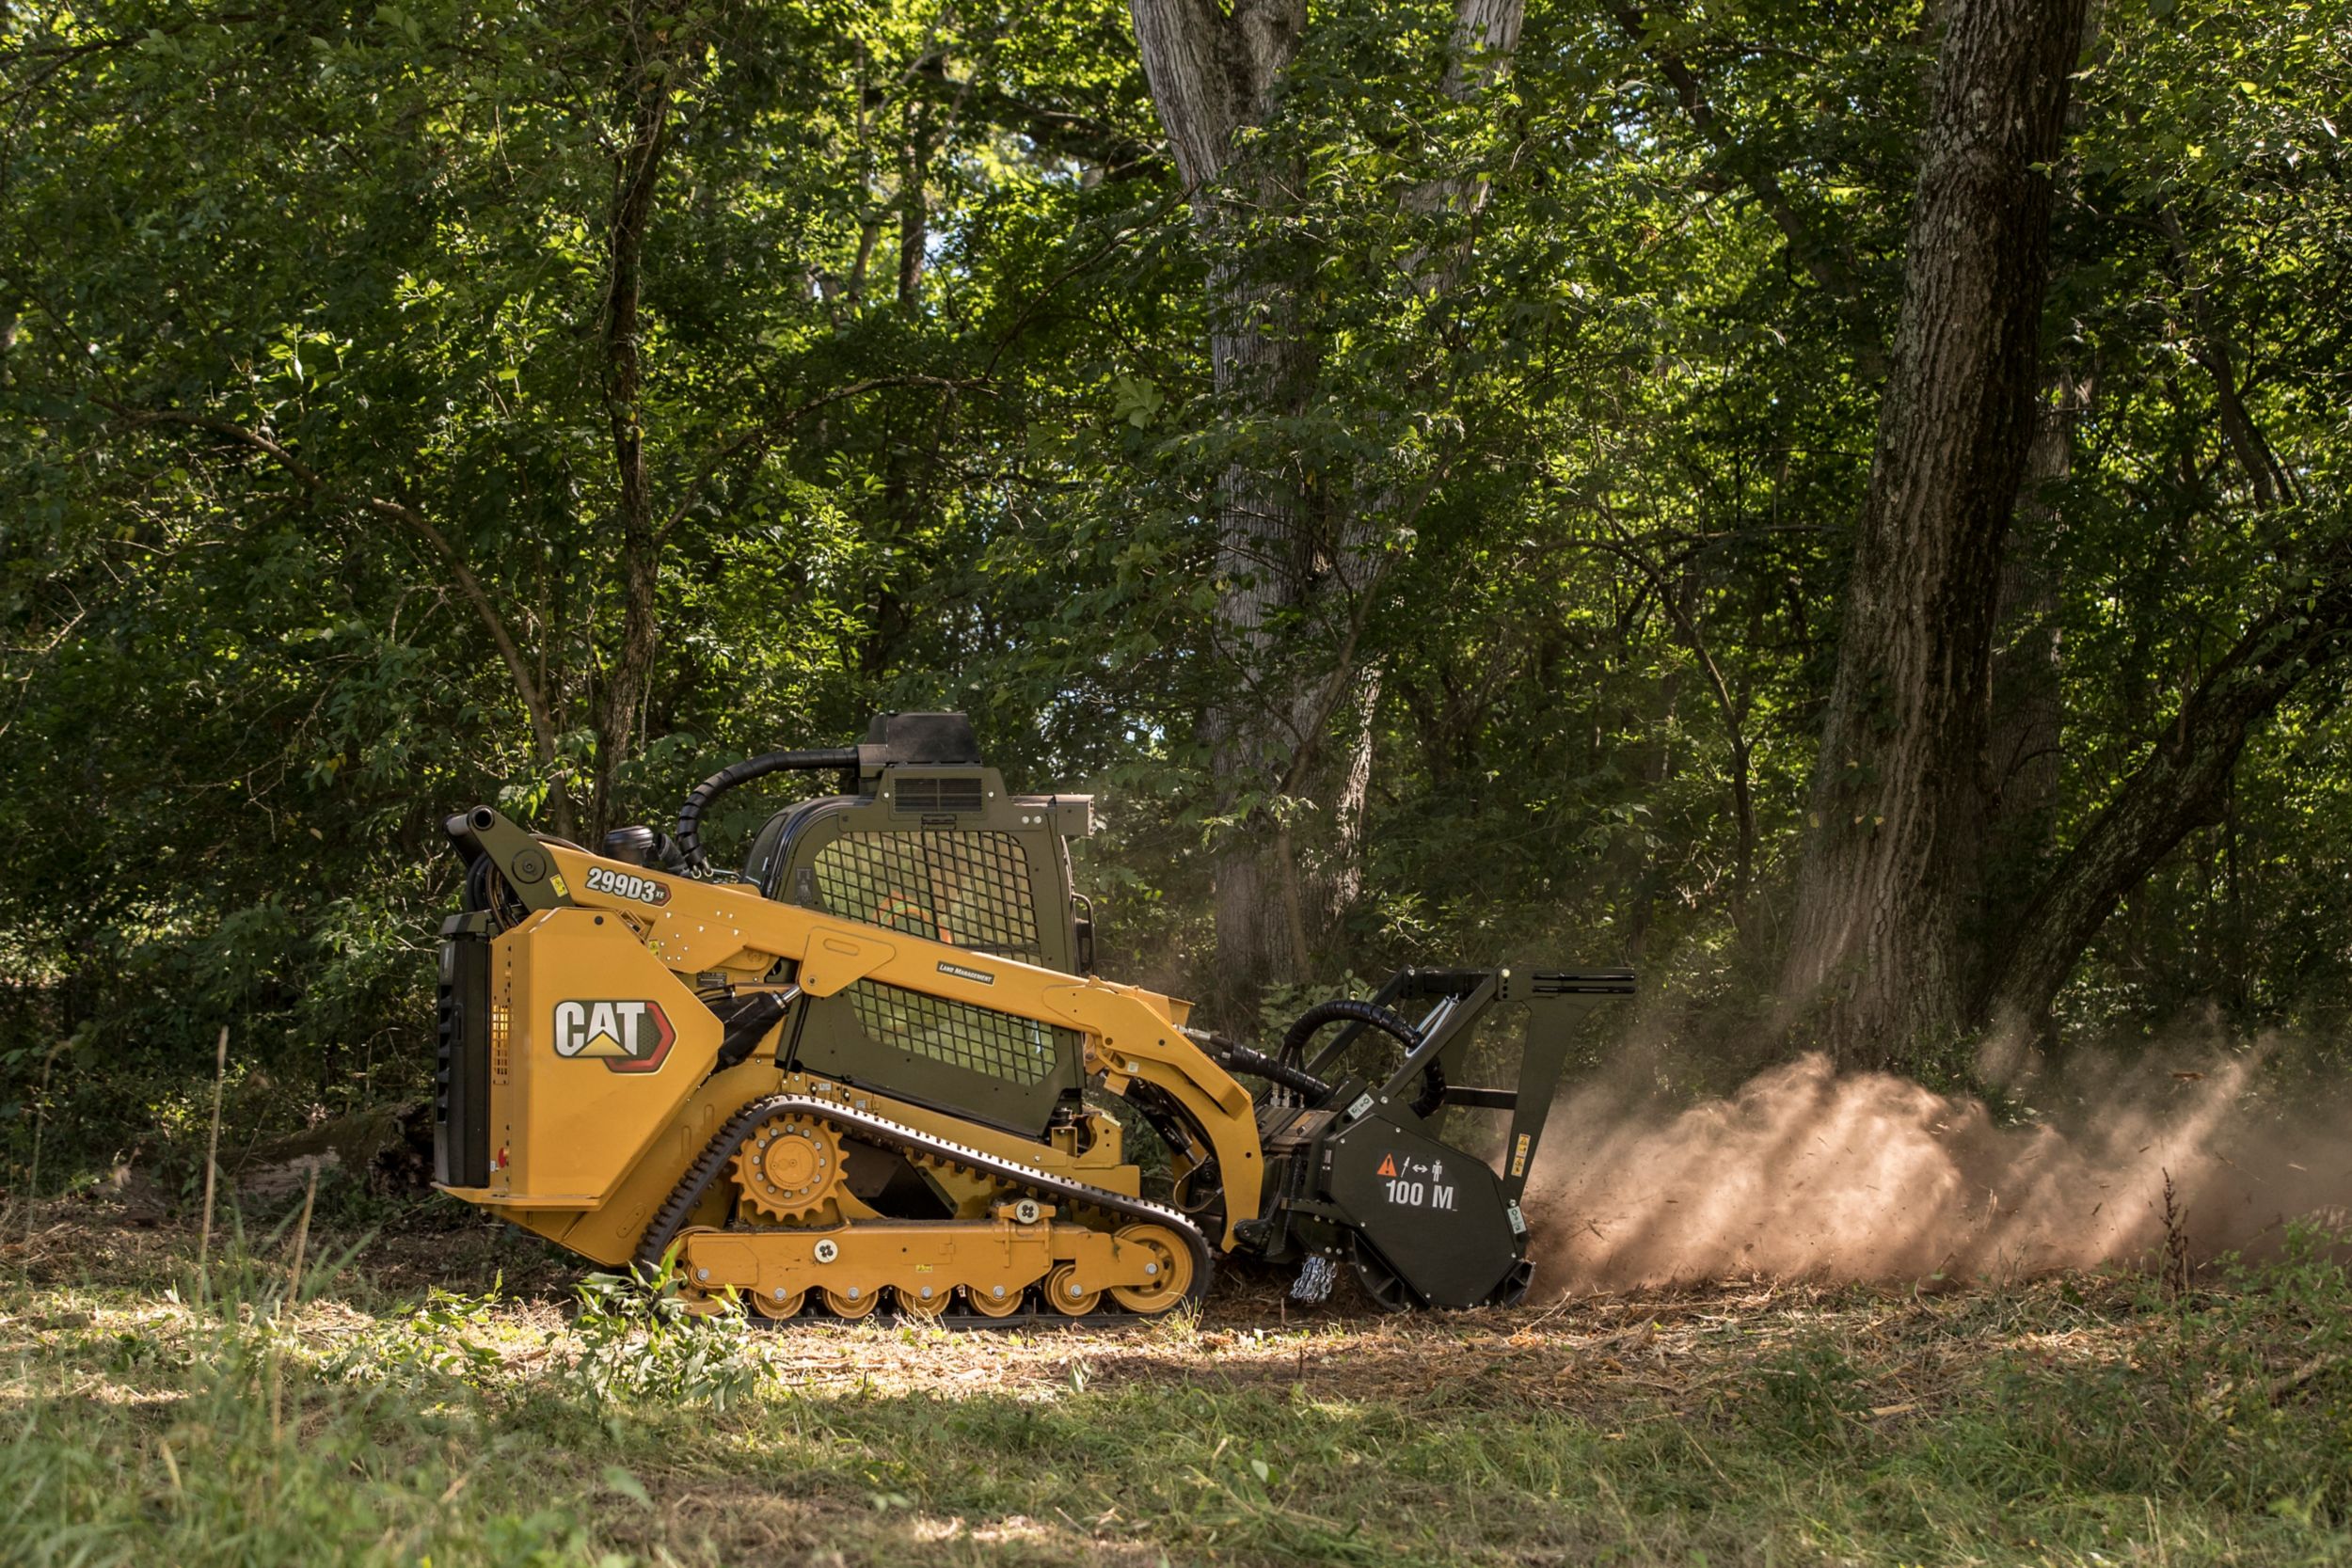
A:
[1376,1153,1398,1178]
[551,999,676,1074]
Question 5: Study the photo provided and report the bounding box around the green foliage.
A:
[323,1286,515,1386]
[1741,1338,1872,1453]
[561,1267,771,1410]
[3,0,2349,1169]
[1968,1226,2352,1515]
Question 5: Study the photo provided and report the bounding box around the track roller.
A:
[823,1284,881,1319]
[749,1285,807,1320]
[965,1282,1026,1318]
[898,1282,951,1318]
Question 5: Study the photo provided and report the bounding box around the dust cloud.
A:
[1524,1048,2352,1294]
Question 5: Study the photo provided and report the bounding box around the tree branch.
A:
[905,55,1165,176]
[2156,204,2297,510]
[1984,538,2352,1029]
[1612,3,1887,379]
[1586,513,1758,932]
[657,374,993,545]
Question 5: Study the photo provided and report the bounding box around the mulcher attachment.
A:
[1241,967,1634,1310]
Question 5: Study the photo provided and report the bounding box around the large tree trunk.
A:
[1130,0,1523,1026]
[591,26,676,835]
[1972,369,2086,979]
[1132,0,1321,1025]
[1778,0,2087,1068]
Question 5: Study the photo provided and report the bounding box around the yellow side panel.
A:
[483,908,719,1208]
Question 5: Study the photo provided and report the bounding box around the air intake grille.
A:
[845,979,1073,1085]
[811,830,1041,958]
[893,775,984,815]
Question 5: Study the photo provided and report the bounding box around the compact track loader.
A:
[435,713,1629,1322]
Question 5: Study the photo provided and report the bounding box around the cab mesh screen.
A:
[811,831,1042,959]
[844,980,1073,1085]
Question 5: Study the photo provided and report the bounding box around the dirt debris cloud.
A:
[1525,1049,2352,1294]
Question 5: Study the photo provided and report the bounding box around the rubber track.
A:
[633,1093,1215,1324]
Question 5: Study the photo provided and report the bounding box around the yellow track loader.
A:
[435,713,1629,1321]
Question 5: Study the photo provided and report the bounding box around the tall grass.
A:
[4,1216,2349,1566]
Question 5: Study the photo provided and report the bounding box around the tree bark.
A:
[1305,663,1383,943]
[1778,0,2087,1068]
[1974,368,2087,960]
[591,26,676,835]
[1130,0,1523,1026]
[1132,0,1313,1025]
[897,104,932,310]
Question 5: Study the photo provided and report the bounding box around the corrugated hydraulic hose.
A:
[674,746,860,869]
[1185,1029,1333,1101]
[1277,998,1446,1117]
[1278,998,1422,1068]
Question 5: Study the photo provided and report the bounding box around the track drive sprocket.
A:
[727,1114,847,1224]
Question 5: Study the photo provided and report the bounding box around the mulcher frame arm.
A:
[438,806,1266,1252]
[1322,966,1635,1202]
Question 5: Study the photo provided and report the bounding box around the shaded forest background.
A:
[2,0,2347,1174]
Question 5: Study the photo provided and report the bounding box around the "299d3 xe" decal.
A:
[583,865,673,906]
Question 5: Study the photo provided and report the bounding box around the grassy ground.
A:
[3,1197,2349,1567]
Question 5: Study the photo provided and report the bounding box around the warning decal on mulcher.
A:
[1375,1151,1457,1212]
[583,865,673,906]
[553,999,676,1073]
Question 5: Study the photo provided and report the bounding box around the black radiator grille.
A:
[434,930,492,1188]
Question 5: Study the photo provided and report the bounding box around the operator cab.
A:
[592,712,1103,1134]
[735,713,1096,975]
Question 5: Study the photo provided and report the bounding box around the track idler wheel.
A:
[1108,1223,1195,1314]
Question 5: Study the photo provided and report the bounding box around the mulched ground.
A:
[4,1192,2154,1421]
